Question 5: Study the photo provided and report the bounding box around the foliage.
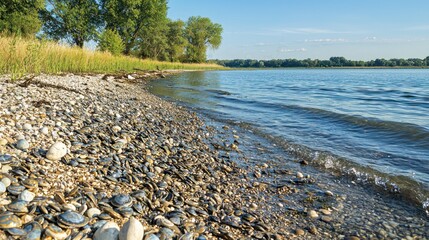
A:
[0,0,45,37]
[97,29,125,56]
[136,0,169,59]
[164,20,187,62]
[184,16,223,63]
[101,0,169,58]
[41,0,101,47]
[0,36,225,80]
[215,57,429,68]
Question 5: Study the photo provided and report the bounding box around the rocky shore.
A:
[0,73,427,240]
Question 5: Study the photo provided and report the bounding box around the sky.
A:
[167,0,429,60]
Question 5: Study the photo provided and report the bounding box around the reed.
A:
[0,36,225,80]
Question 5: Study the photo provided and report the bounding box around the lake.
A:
[148,69,429,212]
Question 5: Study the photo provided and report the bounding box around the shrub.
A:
[97,29,125,56]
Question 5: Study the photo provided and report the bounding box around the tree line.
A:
[0,0,223,63]
[215,56,429,68]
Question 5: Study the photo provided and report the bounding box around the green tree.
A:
[0,0,45,37]
[136,0,168,59]
[41,0,101,48]
[165,19,187,62]
[97,29,124,55]
[101,0,168,57]
[184,16,223,63]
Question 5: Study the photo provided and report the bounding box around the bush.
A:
[97,29,124,56]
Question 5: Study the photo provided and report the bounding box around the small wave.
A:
[207,95,429,145]
[216,118,429,214]
[206,89,232,95]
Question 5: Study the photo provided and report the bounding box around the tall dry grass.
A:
[0,36,224,80]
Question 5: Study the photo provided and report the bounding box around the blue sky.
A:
[168,0,429,60]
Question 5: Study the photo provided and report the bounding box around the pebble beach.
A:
[0,73,428,240]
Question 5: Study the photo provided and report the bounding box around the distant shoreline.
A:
[223,66,429,70]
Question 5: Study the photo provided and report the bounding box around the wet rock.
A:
[46,142,68,160]
[119,217,144,240]
[93,221,120,240]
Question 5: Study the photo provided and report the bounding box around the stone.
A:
[23,123,32,131]
[0,182,5,193]
[119,217,144,240]
[320,209,331,215]
[325,190,334,196]
[296,172,304,178]
[1,178,11,188]
[309,226,318,235]
[93,221,120,240]
[16,139,29,150]
[86,208,101,218]
[308,210,319,218]
[0,139,7,146]
[112,126,121,132]
[321,216,332,223]
[18,190,35,202]
[0,165,12,173]
[40,127,49,135]
[46,142,68,160]
[295,228,305,236]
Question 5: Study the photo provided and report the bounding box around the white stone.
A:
[19,190,35,202]
[308,210,319,218]
[86,208,101,218]
[16,139,30,150]
[46,142,68,161]
[23,123,32,131]
[63,204,77,211]
[112,126,121,132]
[40,127,49,135]
[93,221,120,240]
[1,178,11,188]
[0,182,6,193]
[296,172,304,178]
[0,165,12,173]
[127,75,135,80]
[119,217,144,240]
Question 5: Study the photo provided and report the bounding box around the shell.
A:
[0,213,22,229]
[110,194,133,208]
[57,211,89,228]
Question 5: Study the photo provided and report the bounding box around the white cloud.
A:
[279,48,307,53]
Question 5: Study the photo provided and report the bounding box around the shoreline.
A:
[0,73,428,239]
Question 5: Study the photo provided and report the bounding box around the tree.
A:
[0,0,45,37]
[41,0,101,47]
[136,0,168,59]
[165,20,187,62]
[97,29,124,55]
[101,0,168,57]
[184,16,223,63]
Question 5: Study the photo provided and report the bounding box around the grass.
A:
[0,36,225,80]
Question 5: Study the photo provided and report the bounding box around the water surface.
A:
[149,69,429,211]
